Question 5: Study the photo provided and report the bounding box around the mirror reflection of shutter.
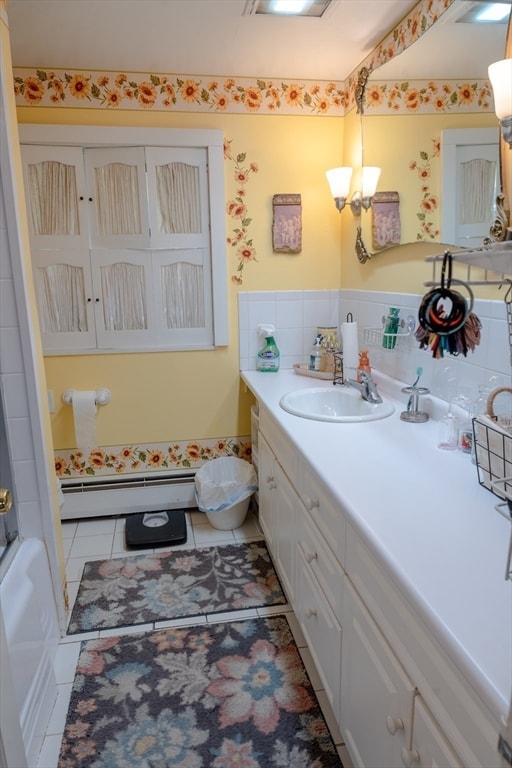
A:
[441,128,500,248]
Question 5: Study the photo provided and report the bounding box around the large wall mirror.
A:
[356,0,511,260]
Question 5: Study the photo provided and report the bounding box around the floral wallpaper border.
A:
[55,435,252,479]
[13,68,493,116]
[364,79,493,115]
[13,69,348,116]
[11,0,492,118]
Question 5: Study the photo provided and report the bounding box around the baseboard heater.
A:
[60,471,197,520]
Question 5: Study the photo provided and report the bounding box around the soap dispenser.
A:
[257,325,280,372]
[357,349,371,381]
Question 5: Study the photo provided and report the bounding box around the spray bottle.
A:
[257,324,280,372]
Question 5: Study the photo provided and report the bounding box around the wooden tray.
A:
[293,363,333,380]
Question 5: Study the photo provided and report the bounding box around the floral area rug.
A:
[68,540,286,634]
[58,615,343,768]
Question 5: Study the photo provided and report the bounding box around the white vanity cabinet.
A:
[247,376,505,768]
[341,577,415,768]
[243,371,512,768]
[408,696,464,768]
[257,427,299,604]
[258,406,344,723]
[344,522,500,768]
[342,573,466,768]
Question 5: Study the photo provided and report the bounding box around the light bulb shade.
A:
[361,167,381,198]
[488,59,512,120]
[326,167,353,198]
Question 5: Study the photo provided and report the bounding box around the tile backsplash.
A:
[238,289,511,402]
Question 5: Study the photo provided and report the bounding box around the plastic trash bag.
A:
[194,457,257,512]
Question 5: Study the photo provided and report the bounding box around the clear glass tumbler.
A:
[438,403,459,450]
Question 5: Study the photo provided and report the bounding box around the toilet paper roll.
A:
[72,391,97,452]
[342,321,359,379]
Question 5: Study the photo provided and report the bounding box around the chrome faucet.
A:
[346,371,383,404]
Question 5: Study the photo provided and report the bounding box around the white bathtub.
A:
[0,538,60,766]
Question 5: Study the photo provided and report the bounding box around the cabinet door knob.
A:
[401,747,419,767]
[305,551,317,563]
[0,488,12,515]
[304,495,319,512]
[386,716,404,735]
[306,607,317,618]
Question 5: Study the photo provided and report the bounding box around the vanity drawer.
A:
[259,405,299,487]
[299,461,345,567]
[298,513,344,621]
[296,554,342,721]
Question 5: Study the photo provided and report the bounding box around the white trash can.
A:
[194,457,257,530]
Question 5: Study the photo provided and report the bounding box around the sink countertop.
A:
[241,368,512,722]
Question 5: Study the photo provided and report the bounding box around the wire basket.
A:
[363,314,416,352]
[473,412,512,501]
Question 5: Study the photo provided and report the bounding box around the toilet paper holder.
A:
[62,388,111,406]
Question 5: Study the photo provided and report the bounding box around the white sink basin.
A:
[279,386,395,422]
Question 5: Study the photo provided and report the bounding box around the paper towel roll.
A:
[72,391,97,452]
[342,321,359,379]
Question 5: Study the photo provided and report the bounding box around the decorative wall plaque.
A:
[272,193,302,253]
[372,191,400,250]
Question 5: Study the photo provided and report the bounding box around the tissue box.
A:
[473,415,512,500]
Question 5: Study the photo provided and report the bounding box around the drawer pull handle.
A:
[305,551,318,563]
[306,608,317,618]
[304,495,320,512]
[401,747,419,767]
[386,716,404,735]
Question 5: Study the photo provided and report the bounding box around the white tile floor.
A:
[36,508,353,768]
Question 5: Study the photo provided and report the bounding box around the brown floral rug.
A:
[68,540,286,634]
[58,615,343,767]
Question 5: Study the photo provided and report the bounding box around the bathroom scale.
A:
[125,509,187,548]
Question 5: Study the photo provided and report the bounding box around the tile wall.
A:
[238,288,511,403]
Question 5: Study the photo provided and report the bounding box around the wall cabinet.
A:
[19,126,227,353]
[255,401,499,768]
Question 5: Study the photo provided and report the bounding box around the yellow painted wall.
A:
[17,106,344,447]
[17,102,500,449]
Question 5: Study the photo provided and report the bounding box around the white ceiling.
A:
[5,0,509,82]
[5,0,422,81]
